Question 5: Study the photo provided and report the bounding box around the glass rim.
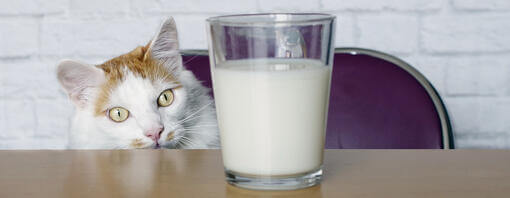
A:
[206,13,335,26]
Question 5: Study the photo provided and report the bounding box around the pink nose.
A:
[144,127,164,142]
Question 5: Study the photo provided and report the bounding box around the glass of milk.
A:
[206,13,336,190]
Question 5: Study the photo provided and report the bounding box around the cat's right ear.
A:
[145,17,182,73]
[57,60,105,108]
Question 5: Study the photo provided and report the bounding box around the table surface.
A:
[0,150,509,198]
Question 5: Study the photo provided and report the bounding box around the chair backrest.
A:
[181,48,454,149]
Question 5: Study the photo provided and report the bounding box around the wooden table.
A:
[0,150,509,197]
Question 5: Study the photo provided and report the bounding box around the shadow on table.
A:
[225,184,323,198]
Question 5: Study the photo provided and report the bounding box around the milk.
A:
[212,58,331,176]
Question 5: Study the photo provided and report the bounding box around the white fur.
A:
[59,17,219,149]
[68,69,218,149]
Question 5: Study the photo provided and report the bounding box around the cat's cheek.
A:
[96,116,118,128]
[167,87,187,111]
[96,116,142,138]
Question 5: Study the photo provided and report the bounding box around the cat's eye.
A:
[158,89,174,107]
[108,107,129,122]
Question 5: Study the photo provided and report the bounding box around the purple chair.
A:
[181,48,454,149]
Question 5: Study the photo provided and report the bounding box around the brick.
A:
[0,61,37,98]
[40,18,161,56]
[259,0,320,12]
[422,14,510,53]
[0,19,38,57]
[322,0,443,11]
[443,97,480,133]
[445,56,510,96]
[0,59,65,99]
[130,0,161,14]
[323,0,382,11]
[0,99,36,139]
[334,14,356,46]
[132,0,258,14]
[452,0,510,11]
[445,97,510,135]
[455,133,508,149]
[0,0,66,15]
[357,14,418,54]
[172,15,211,49]
[382,0,444,11]
[34,99,74,138]
[70,0,128,14]
[0,138,68,149]
[478,97,510,133]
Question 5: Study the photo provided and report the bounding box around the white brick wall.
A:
[422,14,510,53]
[0,0,509,149]
[322,0,444,11]
[357,14,419,54]
[0,19,38,57]
[0,0,67,15]
[452,0,510,11]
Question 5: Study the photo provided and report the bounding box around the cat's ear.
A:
[145,17,182,72]
[57,60,105,108]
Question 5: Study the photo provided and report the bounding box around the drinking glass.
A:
[206,13,336,190]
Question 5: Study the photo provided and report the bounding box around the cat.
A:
[57,18,219,149]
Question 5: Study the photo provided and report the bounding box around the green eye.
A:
[108,107,129,122]
[158,89,174,107]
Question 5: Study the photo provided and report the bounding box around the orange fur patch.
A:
[166,131,175,141]
[94,43,179,116]
[130,138,145,148]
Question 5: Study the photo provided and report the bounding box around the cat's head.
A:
[57,18,216,149]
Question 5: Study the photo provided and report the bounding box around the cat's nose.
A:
[144,126,164,142]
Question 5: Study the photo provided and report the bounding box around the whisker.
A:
[176,114,209,124]
[184,125,218,129]
[182,128,216,132]
[175,137,186,148]
[180,131,218,138]
[176,136,198,148]
[183,55,199,65]
[175,101,213,125]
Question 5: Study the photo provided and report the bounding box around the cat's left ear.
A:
[57,60,105,108]
[146,17,182,72]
